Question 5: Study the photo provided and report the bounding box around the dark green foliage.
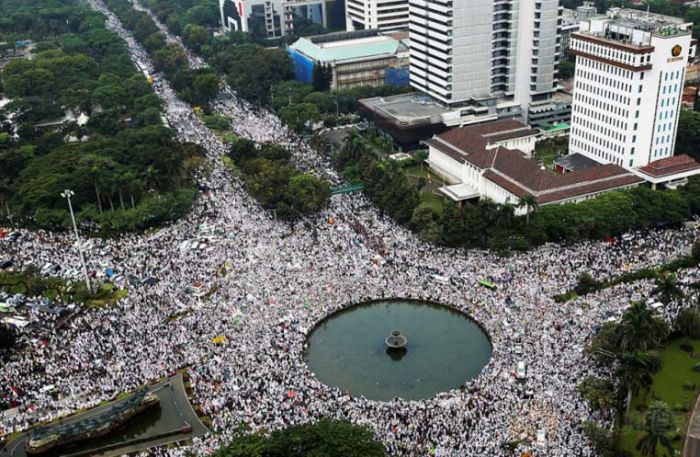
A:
[146,0,220,32]
[575,273,603,295]
[278,103,320,133]
[674,307,700,339]
[222,44,294,102]
[334,136,419,224]
[333,135,700,251]
[675,109,700,162]
[618,302,670,352]
[636,401,675,457]
[213,419,386,457]
[557,256,698,303]
[582,421,617,457]
[579,377,617,412]
[0,325,16,350]
[102,0,220,106]
[227,139,330,220]
[0,0,200,232]
[558,59,575,79]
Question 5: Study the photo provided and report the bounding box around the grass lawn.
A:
[618,337,700,456]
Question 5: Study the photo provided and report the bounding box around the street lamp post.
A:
[334,100,339,117]
[61,189,92,294]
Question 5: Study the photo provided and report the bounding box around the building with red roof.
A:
[425,119,644,213]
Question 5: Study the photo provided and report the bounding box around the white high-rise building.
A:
[345,0,409,31]
[408,0,561,113]
[568,8,696,169]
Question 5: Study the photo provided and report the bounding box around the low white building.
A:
[425,119,643,212]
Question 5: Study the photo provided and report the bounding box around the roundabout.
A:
[304,299,492,401]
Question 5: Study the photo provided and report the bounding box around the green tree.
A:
[271,81,314,110]
[410,204,441,242]
[91,84,127,110]
[574,272,602,295]
[517,193,539,225]
[212,419,386,457]
[578,377,616,412]
[674,306,700,338]
[675,109,700,162]
[185,4,219,26]
[286,173,330,218]
[558,59,575,79]
[278,103,321,132]
[152,44,187,74]
[224,45,294,102]
[183,23,209,51]
[617,351,663,415]
[193,72,220,105]
[618,302,669,352]
[582,421,617,457]
[652,273,684,306]
[636,401,675,457]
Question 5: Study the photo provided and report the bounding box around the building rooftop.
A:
[426,124,643,204]
[638,154,700,178]
[361,93,454,126]
[608,8,688,32]
[289,30,405,64]
[435,119,538,156]
[554,152,599,171]
[578,7,692,47]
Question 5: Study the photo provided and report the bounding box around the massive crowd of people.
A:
[0,2,698,456]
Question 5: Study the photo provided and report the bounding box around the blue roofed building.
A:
[288,29,409,90]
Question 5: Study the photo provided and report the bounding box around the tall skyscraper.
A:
[568,8,695,168]
[345,0,409,31]
[408,0,561,114]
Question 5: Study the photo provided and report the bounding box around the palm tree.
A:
[652,273,684,306]
[636,401,675,457]
[618,302,669,352]
[616,351,663,416]
[517,194,539,224]
[495,203,515,230]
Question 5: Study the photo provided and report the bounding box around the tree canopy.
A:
[228,139,330,221]
[0,0,201,232]
[213,420,386,457]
